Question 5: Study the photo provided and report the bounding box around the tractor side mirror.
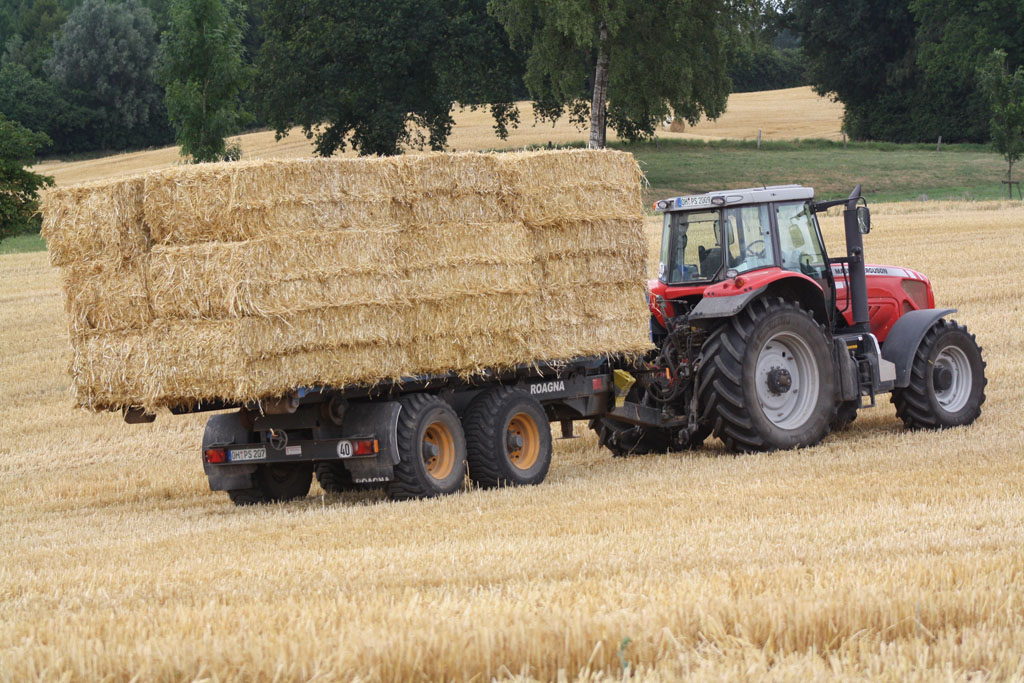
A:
[857,206,871,234]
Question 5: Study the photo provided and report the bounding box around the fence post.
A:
[937,135,942,151]
[757,129,762,150]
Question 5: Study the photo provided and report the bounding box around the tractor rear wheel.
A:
[698,297,837,452]
[388,394,467,500]
[891,319,986,429]
[464,388,552,488]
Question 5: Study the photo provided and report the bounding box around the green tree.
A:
[257,0,523,156]
[0,114,52,241]
[488,0,737,149]
[159,0,252,163]
[978,50,1024,195]
[46,0,170,150]
[2,0,68,77]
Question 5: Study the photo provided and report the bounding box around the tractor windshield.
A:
[776,201,827,279]
[659,204,776,284]
[659,210,721,283]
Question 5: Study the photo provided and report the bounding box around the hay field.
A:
[32,87,843,188]
[1,199,1022,680]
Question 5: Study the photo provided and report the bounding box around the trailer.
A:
[166,184,985,505]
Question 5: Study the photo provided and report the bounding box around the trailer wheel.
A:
[228,463,313,505]
[698,297,837,452]
[464,388,552,488]
[315,462,361,493]
[388,394,467,500]
[891,319,986,429]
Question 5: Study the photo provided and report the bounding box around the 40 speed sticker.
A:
[336,440,354,458]
[229,447,266,462]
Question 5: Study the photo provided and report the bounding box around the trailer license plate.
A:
[229,447,266,462]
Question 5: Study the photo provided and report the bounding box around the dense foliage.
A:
[791,0,1024,142]
[0,115,52,240]
[488,0,737,147]
[159,0,251,162]
[257,0,523,156]
[978,49,1024,188]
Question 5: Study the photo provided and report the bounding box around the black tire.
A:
[228,462,313,506]
[464,388,552,488]
[388,394,467,500]
[698,297,838,452]
[832,400,860,431]
[891,319,986,429]
[315,461,360,493]
[589,418,710,456]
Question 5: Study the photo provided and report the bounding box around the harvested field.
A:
[40,151,650,412]
[31,87,844,189]
[1,200,1022,680]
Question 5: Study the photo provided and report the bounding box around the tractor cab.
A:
[649,186,834,335]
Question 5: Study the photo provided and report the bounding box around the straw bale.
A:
[147,228,403,319]
[400,222,533,269]
[70,323,248,410]
[503,149,642,189]
[143,159,405,245]
[60,257,152,333]
[393,153,505,196]
[241,306,407,357]
[407,263,539,301]
[401,192,512,227]
[516,186,641,226]
[409,334,532,377]
[47,149,651,412]
[533,219,647,262]
[40,176,147,266]
[406,294,535,340]
[247,344,410,399]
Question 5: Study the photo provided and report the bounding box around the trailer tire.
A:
[464,388,552,488]
[891,319,986,429]
[698,297,837,452]
[315,462,361,493]
[388,394,467,500]
[228,462,313,505]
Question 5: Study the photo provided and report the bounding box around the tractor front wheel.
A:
[698,297,837,452]
[891,319,986,429]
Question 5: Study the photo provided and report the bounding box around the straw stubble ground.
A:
[1,201,1023,680]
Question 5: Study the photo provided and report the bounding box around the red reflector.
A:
[592,377,605,391]
[354,439,379,456]
[204,447,227,464]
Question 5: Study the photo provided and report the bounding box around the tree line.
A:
[0,0,810,162]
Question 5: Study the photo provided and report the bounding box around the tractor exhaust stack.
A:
[843,184,870,333]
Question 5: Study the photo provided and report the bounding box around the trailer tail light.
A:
[204,447,227,464]
[592,377,605,391]
[353,439,379,456]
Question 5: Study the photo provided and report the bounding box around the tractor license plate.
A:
[229,447,266,462]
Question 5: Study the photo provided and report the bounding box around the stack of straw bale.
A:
[41,150,651,412]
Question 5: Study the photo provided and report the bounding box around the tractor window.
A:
[659,210,721,283]
[776,201,826,278]
[723,204,774,274]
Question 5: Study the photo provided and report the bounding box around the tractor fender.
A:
[689,285,768,320]
[881,308,956,388]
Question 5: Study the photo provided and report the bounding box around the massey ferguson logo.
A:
[530,380,565,395]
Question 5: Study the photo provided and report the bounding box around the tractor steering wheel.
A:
[744,239,766,259]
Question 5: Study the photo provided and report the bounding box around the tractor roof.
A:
[653,185,815,213]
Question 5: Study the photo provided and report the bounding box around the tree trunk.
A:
[589,20,610,150]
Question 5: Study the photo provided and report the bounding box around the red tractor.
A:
[591,184,987,455]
